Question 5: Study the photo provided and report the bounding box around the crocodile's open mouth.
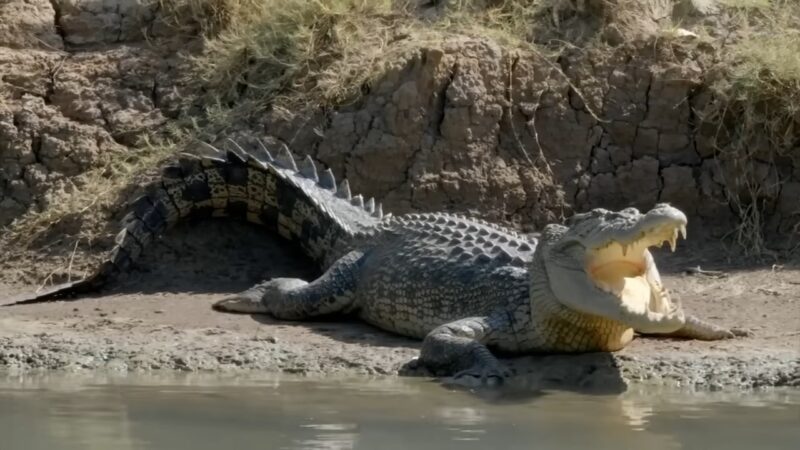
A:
[586,223,686,313]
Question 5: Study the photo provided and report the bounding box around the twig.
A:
[505,53,534,166]
[36,270,57,293]
[67,238,81,283]
[505,53,555,178]
[684,266,728,278]
[526,44,608,124]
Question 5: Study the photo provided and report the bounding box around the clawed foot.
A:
[729,327,754,338]
[213,278,307,314]
[441,363,513,389]
[213,291,268,314]
[709,328,753,340]
[700,324,755,340]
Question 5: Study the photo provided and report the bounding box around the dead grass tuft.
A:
[181,0,412,116]
[4,0,799,268]
[2,130,186,252]
[701,0,800,254]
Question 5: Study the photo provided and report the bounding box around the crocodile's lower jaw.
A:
[586,225,683,316]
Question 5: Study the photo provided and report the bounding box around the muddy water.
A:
[1,374,798,450]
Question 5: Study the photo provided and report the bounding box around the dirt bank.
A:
[1,1,798,391]
[1,221,798,391]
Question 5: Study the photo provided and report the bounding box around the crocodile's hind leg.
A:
[213,251,363,320]
[416,313,514,388]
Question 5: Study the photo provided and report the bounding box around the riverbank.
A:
[2,221,797,391]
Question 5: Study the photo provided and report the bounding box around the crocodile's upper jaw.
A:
[586,222,685,316]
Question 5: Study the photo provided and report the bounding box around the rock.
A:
[616,157,661,209]
[633,127,659,158]
[0,1,188,228]
[590,147,614,174]
[0,0,63,50]
[58,0,158,46]
[660,166,698,214]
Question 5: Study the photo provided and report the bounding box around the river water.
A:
[1,373,798,450]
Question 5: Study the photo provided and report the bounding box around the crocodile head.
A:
[539,203,688,336]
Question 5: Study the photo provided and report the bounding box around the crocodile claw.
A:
[730,327,754,338]
[442,364,513,389]
[213,292,268,314]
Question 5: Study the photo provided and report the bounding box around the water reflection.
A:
[620,398,654,431]
[1,374,798,450]
[295,424,359,450]
[436,407,487,442]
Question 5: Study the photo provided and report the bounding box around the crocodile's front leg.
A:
[659,315,752,340]
[417,314,514,388]
[213,251,363,319]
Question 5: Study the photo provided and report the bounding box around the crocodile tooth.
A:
[364,197,375,213]
[622,243,629,256]
[383,212,392,220]
[319,168,336,190]
[670,230,678,252]
[275,144,297,171]
[255,138,274,161]
[299,155,318,181]
[351,194,364,208]
[336,179,351,200]
[679,224,687,240]
[372,203,383,219]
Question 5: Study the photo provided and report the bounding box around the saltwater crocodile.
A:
[10,139,747,385]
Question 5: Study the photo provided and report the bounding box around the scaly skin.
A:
[8,138,748,387]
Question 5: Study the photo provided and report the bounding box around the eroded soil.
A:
[1,220,798,391]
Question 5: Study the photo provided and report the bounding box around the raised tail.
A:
[8,139,385,305]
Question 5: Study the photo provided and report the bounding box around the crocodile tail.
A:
[8,139,385,305]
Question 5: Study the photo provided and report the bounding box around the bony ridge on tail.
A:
[8,138,750,388]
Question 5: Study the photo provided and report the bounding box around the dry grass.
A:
[181,0,412,114]
[700,0,800,254]
[2,129,186,250]
[3,0,799,263]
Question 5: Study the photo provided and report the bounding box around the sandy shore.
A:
[1,221,798,391]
